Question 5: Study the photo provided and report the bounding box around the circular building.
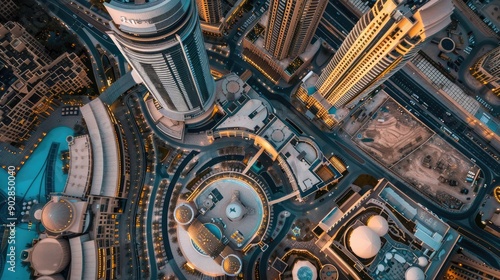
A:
[174,203,195,225]
[292,260,318,280]
[225,202,244,221]
[30,238,70,276]
[221,254,242,276]
[439,37,455,53]
[405,266,425,280]
[418,256,428,267]
[37,275,65,280]
[348,226,381,259]
[320,264,338,280]
[367,215,389,236]
[41,199,76,233]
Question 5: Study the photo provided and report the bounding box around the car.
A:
[72,14,77,19]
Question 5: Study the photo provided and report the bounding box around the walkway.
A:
[99,71,138,105]
[44,142,60,199]
[243,147,265,174]
[269,190,300,205]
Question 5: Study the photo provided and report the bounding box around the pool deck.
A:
[0,100,87,168]
[0,126,74,280]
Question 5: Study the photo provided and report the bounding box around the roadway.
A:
[160,151,199,280]
[388,72,500,174]
[258,206,295,278]
[47,0,127,80]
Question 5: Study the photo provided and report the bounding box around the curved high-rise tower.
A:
[196,0,222,24]
[105,0,216,122]
[316,0,454,109]
[265,0,327,60]
[295,0,454,127]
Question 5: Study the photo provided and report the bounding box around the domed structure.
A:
[225,191,248,222]
[418,256,428,267]
[37,275,65,280]
[348,226,381,259]
[292,260,318,280]
[221,254,242,276]
[405,267,425,280]
[226,201,244,221]
[41,198,76,233]
[174,203,194,225]
[30,238,70,276]
[320,264,338,280]
[367,215,389,236]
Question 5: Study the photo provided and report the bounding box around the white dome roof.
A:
[292,260,318,280]
[226,202,243,221]
[418,256,428,267]
[367,215,389,236]
[31,238,70,275]
[405,267,425,280]
[349,226,381,259]
[41,199,76,233]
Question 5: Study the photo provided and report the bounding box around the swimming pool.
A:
[0,126,74,279]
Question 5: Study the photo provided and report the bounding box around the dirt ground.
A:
[352,99,434,166]
[392,136,477,210]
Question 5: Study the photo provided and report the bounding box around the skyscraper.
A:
[296,0,453,124]
[105,0,216,122]
[265,0,327,60]
[470,46,500,96]
[196,0,222,24]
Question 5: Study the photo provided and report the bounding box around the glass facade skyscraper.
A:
[105,0,216,122]
[296,0,454,126]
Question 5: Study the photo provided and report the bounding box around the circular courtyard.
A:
[193,173,269,248]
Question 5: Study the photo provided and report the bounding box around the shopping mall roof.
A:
[63,135,92,198]
[69,235,97,280]
[81,98,120,197]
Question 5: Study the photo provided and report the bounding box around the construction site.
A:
[346,94,479,210]
[351,98,434,166]
[393,135,478,210]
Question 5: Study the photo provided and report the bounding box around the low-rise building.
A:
[0,22,91,144]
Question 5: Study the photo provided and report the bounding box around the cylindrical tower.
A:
[105,0,216,122]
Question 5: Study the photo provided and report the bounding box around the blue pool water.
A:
[297,266,314,280]
[191,223,222,256]
[0,126,73,279]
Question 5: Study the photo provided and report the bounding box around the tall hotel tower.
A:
[105,0,216,122]
[265,0,327,60]
[296,0,453,126]
[196,0,222,24]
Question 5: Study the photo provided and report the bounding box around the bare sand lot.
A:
[353,99,434,166]
[345,96,480,210]
[392,136,477,210]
